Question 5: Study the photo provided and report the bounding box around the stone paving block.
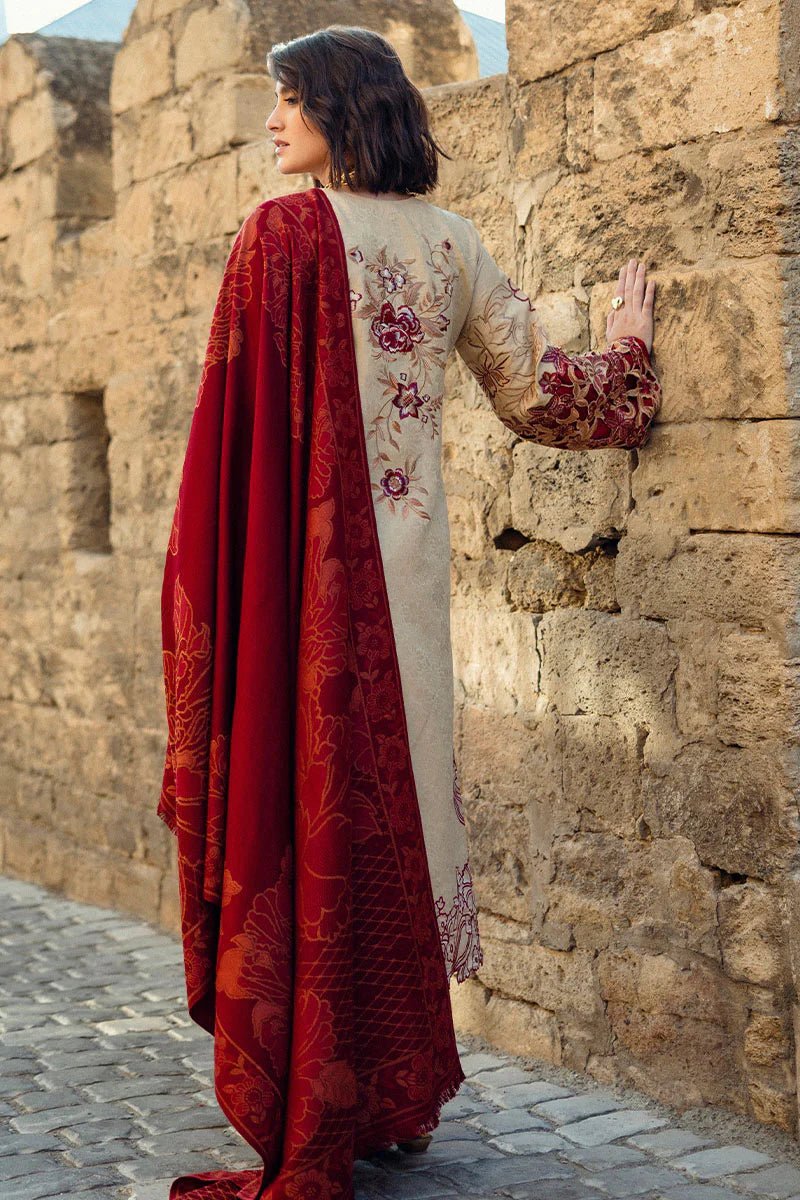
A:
[559,1144,649,1170]
[464,1107,551,1136]
[583,1160,694,1196]
[2,1164,129,1199]
[470,1064,534,1088]
[117,1152,221,1181]
[13,1086,88,1111]
[558,1109,669,1146]
[504,1181,597,1199]
[480,1081,576,1109]
[438,1092,492,1119]
[134,1104,230,1134]
[62,1138,150,1168]
[459,1051,509,1075]
[729,1163,800,1196]
[0,1133,66,1157]
[0,1153,65,1183]
[626,1128,714,1157]
[60,1116,145,1143]
[670,1145,774,1178]
[488,1129,572,1155]
[418,1149,576,1192]
[660,1187,751,1200]
[534,1093,628,1124]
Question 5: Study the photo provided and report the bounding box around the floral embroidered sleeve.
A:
[454,229,662,449]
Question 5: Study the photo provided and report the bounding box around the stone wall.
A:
[1,0,799,1137]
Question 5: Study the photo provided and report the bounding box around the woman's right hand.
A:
[605,258,656,356]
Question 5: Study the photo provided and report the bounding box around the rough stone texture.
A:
[1,0,799,1150]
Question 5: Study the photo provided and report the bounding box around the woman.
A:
[158,24,661,1200]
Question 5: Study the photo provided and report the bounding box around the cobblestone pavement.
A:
[5,875,800,1200]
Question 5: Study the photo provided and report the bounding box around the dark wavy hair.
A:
[265,26,452,196]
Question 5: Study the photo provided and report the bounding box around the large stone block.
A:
[450,976,562,1062]
[589,259,793,420]
[191,74,272,159]
[544,835,719,957]
[0,162,57,237]
[162,153,239,245]
[528,127,799,292]
[113,101,193,191]
[595,0,781,160]
[507,0,693,83]
[7,89,58,169]
[0,37,38,108]
[111,28,173,115]
[597,949,746,1110]
[630,420,800,535]
[538,608,679,729]
[718,881,789,988]
[174,1,250,89]
[478,911,604,1022]
[615,529,800,656]
[466,797,531,923]
[641,742,800,881]
[510,441,632,553]
[451,598,540,716]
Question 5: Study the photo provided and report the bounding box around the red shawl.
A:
[157,186,464,1200]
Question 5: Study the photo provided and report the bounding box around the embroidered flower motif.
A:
[435,860,483,983]
[391,379,426,420]
[374,457,429,520]
[349,288,363,311]
[370,300,424,353]
[379,467,409,498]
[346,236,457,520]
[378,265,407,292]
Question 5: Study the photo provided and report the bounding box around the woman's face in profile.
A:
[265,81,332,183]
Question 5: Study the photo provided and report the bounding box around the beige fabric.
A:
[322,186,558,985]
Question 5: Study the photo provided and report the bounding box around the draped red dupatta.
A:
[157,187,464,1200]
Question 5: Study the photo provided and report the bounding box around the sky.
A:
[5,0,505,35]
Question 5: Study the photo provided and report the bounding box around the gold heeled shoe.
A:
[396,1133,433,1153]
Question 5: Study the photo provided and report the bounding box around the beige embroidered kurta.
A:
[322,186,662,986]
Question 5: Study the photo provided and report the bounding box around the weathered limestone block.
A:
[111,28,173,115]
[113,100,192,190]
[108,434,185,557]
[162,153,239,244]
[746,1013,793,1068]
[631,420,800,535]
[615,528,800,655]
[0,162,57,237]
[7,90,58,168]
[528,128,799,292]
[451,599,540,716]
[538,608,678,728]
[509,75,566,179]
[589,259,793,420]
[545,835,719,957]
[672,624,800,747]
[507,541,619,612]
[507,0,693,82]
[565,63,594,172]
[559,714,644,840]
[595,0,781,160]
[478,911,605,1023]
[457,704,561,808]
[114,178,159,259]
[466,799,530,922]
[510,442,632,553]
[641,742,800,881]
[0,36,38,107]
[718,882,788,988]
[426,76,512,241]
[450,976,562,1062]
[748,1078,796,1132]
[597,949,746,1110]
[190,75,272,159]
[174,2,250,89]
